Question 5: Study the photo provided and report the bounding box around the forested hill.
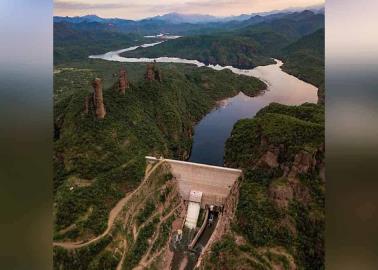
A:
[54,23,159,64]
[279,28,325,104]
[52,11,292,65]
[54,10,324,69]
[122,11,324,69]
[53,61,266,244]
[280,28,324,86]
[201,102,325,270]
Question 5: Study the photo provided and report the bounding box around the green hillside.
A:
[53,60,266,241]
[123,34,275,68]
[122,11,324,69]
[280,28,324,87]
[202,102,325,270]
[54,23,157,64]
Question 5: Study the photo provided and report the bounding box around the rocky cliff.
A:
[53,63,269,270]
[145,62,162,82]
[92,78,106,119]
[204,102,325,270]
[145,63,156,81]
[118,69,129,95]
[83,95,89,114]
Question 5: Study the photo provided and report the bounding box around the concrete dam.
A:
[146,156,242,269]
[146,156,242,208]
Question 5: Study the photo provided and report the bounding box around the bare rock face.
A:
[118,69,129,95]
[269,177,311,208]
[92,78,106,119]
[290,178,311,204]
[83,96,89,114]
[259,149,280,168]
[145,63,162,82]
[145,63,156,81]
[288,150,316,179]
[269,182,294,209]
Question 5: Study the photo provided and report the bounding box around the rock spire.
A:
[145,62,162,82]
[118,68,129,94]
[92,78,106,119]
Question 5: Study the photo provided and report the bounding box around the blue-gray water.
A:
[189,61,318,166]
[91,46,318,166]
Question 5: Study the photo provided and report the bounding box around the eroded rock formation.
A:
[255,136,324,209]
[258,149,280,168]
[269,183,294,209]
[118,69,129,95]
[145,63,162,82]
[145,63,155,81]
[92,78,106,119]
[287,150,317,179]
[83,96,89,114]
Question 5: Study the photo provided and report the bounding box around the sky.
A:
[54,0,325,19]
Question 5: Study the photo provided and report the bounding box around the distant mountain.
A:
[122,10,324,68]
[54,9,324,67]
[53,3,324,26]
[53,23,152,64]
[314,6,325,14]
[148,12,221,24]
[54,15,107,23]
[53,15,134,25]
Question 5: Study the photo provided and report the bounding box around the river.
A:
[89,42,318,166]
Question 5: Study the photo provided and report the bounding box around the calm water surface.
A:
[189,61,318,165]
[90,43,318,166]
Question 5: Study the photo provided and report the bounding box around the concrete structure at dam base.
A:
[146,156,242,268]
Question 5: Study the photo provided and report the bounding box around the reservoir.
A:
[90,43,318,166]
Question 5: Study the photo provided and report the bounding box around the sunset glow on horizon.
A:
[54,0,325,19]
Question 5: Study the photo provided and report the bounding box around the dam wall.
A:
[146,156,242,208]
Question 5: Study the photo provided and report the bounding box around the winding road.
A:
[53,159,165,249]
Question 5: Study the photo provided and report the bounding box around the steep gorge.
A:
[199,102,325,270]
[53,61,266,268]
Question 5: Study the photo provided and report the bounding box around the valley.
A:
[53,8,324,270]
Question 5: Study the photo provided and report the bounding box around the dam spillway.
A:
[146,156,242,269]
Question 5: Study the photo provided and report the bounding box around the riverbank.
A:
[53,59,266,243]
[89,42,317,166]
[54,39,320,268]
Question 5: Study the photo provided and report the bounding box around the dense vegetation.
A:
[204,103,325,270]
[53,162,179,270]
[279,28,325,103]
[123,34,275,68]
[202,234,292,270]
[53,235,118,270]
[53,9,324,269]
[53,11,308,37]
[54,23,158,64]
[122,11,324,69]
[53,60,266,241]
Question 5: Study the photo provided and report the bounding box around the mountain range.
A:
[54,10,324,72]
[121,11,324,69]
[53,6,325,269]
[54,4,324,25]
